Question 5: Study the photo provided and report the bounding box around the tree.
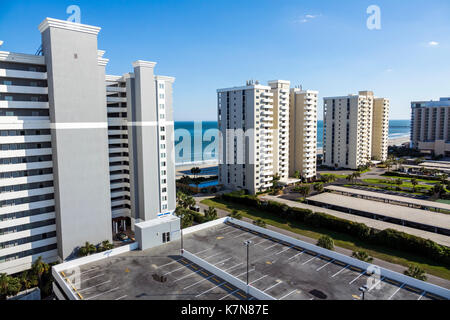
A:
[204,206,218,221]
[78,242,96,257]
[439,174,448,185]
[298,185,311,199]
[98,240,114,252]
[0,273,10,300]
[19,271,37,291]
[31,256,50,289]
[352,250,373,263]
[5,277,21,298]
[294,171,301,180]
[317,235,334,250]
[314,183,324,193]
[433,183,445,196]
[404,265,427,281]
[230,209,242,220]
[190,167,201,179]
[411,178,418,193]
[175,208,194,229]
[253,219,266,228]
[176,192,196,210]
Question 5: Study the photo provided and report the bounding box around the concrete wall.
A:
[135,216,180,250]
[41,22,112,260]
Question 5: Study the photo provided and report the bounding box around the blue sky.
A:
[1,0,449,121]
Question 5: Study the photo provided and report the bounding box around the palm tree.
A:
[230,209,242,220]
[439,174,448,184]
[99,240,114,252]
[31,256,49,288]
[294,171,301,180]
[404,265,427,281]
[204,206,218,221]
[0,273,10,299]
[176,192,195,210]
[352,251,373,263]
[19,271,37,291]
[190,167,201,179]
[253,219,266,228]
[298,185,311,199]
[433,183,444,196]
[314,183,324,193]
[411,178,418,192]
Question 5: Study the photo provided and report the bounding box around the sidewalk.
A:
[194,195,450,289]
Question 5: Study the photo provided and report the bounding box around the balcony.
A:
[0,69,47,80]
[0,101,49,109]
[0,85,47,95]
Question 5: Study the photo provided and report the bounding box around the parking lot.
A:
[59,222,446,300]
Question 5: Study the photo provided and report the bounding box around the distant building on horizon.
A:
[411,97,450,156]
[323,91,389,170]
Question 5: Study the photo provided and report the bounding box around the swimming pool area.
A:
[189,180,219,188]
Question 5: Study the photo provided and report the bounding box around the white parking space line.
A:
[249,275,268,285]
[196,282,227,298]
[388,283,405,300]
[85,287,120,300]
[331,265,349,278]
[279,290,298,300]
[288,250,305,261]
[349,271,367,285]
[247,235,260,241]
[263,281,282,292]
[203,252,223,261]
[234,232,252,239]
[184,275,215,290]
[255,239,270,246]
[173,269,203,282]
[276,246,293,255]
[78,280,112,293]
[368,276,385,292]
[157,257,184,269]
[302,254,320,265]
[223,229,241,236]
[214,257,233,266]
[115,295,127,300]
[417,291,426,300]
[224,263,244,272]
[219,289,239,300]
[79,266,101,275]
[81,273,105,282]
[163,263,195,276]
[264,243,280,251]
[316,259,335,271]
[234,269,255,279]
[194,248,213,256]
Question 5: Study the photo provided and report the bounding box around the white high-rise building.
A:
[323,91,389,170]
[289,88,319,180]
[218,80,291,195]
[0,18,179,275]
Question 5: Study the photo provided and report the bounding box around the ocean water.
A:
[174,120,411,164]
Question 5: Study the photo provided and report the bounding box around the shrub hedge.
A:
[220,192,450,265]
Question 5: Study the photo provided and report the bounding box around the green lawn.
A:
[201,198,450,280]
[362,179,433,190]
[320,173,349,179]
[436,199,450,205]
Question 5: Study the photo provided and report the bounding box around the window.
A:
[5,96,13,101]
[160,144,166,150]
[161,153,166,158]
[162,196,167,201]
[161,170,166,176]
[159,104,165,109]
[160,127,165,132]
[160,114,165,119]
[159,94,165,99]
[162,204,168,210]
[162,187,167,192]
[159,83,165,89]
[161,179,167,184]
[161,161,166,167]
[160,135,165,141]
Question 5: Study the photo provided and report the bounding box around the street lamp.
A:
[244,240,253,300]
[359,285,369,300]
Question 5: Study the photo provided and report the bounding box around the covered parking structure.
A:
[306,193,450,236]
[324,185,450,214]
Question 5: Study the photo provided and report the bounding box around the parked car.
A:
[189,205,200,212]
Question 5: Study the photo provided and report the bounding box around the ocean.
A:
[174,120,411,164]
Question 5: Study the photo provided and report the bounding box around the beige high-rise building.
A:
[217,80,290,195]
[323,91,389,170]
[372,98,390,161]
[411,97,450,156]
[289,88,318,180]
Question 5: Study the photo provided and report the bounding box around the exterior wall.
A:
[411,98,450,155]
[372,98,389,161]
[324,91,380,170]
[40,19,112,260]
[269,81,290,181]
[128,62,176,222]
[289,89,318,179]
[134,215,180,251]
[0,51,59,274]
[218,83,274,195]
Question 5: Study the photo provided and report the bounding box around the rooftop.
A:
[53,218,450,300]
